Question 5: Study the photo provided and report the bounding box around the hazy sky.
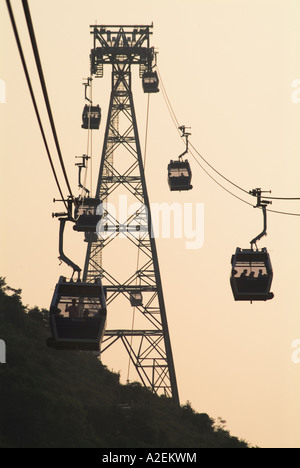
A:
[1,0,300,448]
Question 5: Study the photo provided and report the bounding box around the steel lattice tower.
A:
[83,25,179,405]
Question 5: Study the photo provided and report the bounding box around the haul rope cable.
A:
[81,76,94,199]
[6,0,69,212]
[10,1,300,219]
[158,67,300,216]
[22,0,75,203]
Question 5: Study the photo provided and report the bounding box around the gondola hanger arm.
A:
[178,125,191,160]
[249,188,272,250]
[83,77,93,103]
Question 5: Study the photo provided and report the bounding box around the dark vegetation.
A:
[0,277,250,448]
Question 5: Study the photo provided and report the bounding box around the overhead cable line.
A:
[189,148,254,208]
[266,207,300,217]
[263,195,300,201]
[190,146,300,216]
[143,93,151,169]
[22,0,75,202]
[158,67,300,216]
[6,0,68,211]
[189,141,249,195]
[82,77,93,198]
[157,68,181,131]
[158,67,250,196]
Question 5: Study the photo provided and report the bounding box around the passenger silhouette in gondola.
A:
[258,269,267,278]
[65,299,79,318]
[241,269,248,278]
[82,309,90,320]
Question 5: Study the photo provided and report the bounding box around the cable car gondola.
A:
[168,159,193,192]
[230,248,274,301]
[142,71,159,93]
[168,125,193,192]
[81,104,101,130]
[73,198,103,233]
[230,189,274,302]
[47,276,107,351]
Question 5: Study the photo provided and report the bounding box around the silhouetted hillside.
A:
[0,277,250,448]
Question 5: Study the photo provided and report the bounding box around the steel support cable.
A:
[81,78,93,199]
[6,0,68,211]
[88,77,93,196]
[266,207,300,217]
[157,68,180,130]
[158,67,253,207]
[189,141,249,195]
[158,68,300,216]
[189,149,254,208]
[190,149,300,215]
[190,140,300,215]
[189,144,300,215]
[22,0,75,203]
[264,195,300,201]
[81,128,90,199]
[158,67,250,196]
[143,93,151,170]
[90,125,93,196]
[190,139,300,211]
[190,141,300,207]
